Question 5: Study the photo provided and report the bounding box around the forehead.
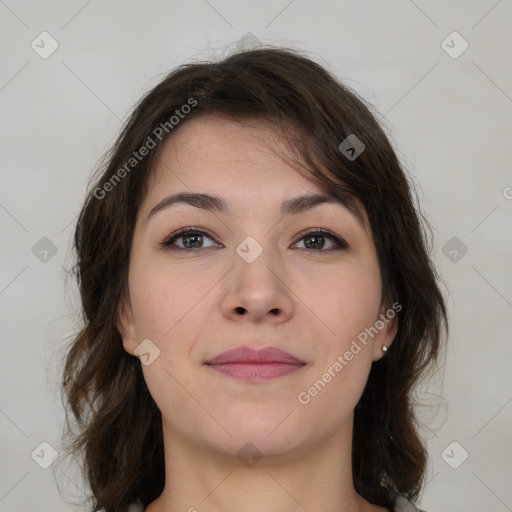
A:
[143,115,369,231]
[151,115,295,181]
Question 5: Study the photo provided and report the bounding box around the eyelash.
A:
[160,227,348,253]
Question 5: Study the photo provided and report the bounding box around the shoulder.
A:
[388,490,428,512]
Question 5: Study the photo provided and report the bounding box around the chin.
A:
[203,429,308,466]
[202,411,313,458]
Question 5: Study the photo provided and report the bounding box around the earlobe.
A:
[116,298,137,356]
[372,303,399,362]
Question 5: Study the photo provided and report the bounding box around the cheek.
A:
[294,265,380,406]
[298,359,372,434]
[299,263,381,340]
[130,262,205,422]
[128,258,211,391]
[128,258,209,339]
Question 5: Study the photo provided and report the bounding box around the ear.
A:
[371,301,400,362]
[116,296,138,356]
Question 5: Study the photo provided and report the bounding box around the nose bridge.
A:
[223,232,292,319]
[233,233,282,288]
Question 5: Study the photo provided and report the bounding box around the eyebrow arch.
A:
[145,191,367,230]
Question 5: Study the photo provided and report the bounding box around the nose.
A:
[220,242,295,324]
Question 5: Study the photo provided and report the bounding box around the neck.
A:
[147,415,382,512]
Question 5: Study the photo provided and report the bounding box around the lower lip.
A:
[206,362,305,382]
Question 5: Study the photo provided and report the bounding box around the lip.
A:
[204,345,306,382]
[205,345,305,365]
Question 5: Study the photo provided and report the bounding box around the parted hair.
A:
[60,45,448,512]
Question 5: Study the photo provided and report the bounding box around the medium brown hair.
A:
[60,46,448,512]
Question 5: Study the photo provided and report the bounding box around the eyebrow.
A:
[145,191,367,230]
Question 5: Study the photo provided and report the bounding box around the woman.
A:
[60,46,448,512]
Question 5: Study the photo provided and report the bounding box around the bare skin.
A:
[117,116,397,512]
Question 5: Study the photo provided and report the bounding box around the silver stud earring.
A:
[381,345,388,352]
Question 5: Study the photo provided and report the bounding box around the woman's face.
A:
[117,115,397,460]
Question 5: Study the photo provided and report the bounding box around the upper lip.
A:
[205,345,305,365]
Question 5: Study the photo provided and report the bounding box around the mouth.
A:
[204,345,306,382]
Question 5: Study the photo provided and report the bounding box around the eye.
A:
[160,227,219,250]
[293,228,348,252]
[161,227,348,253]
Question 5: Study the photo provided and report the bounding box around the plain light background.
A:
[0,1,511,511]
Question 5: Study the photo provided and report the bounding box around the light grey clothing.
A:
[389,490,427,511]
